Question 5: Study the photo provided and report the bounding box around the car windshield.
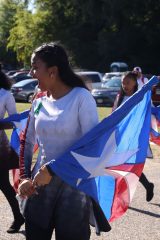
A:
[103,72,123,80]
[103,78,121,88]
[85,74,101,83]
[12,80,37,87]
[77,72,102,83]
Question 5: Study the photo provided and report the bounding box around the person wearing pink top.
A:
[132,66,148,89]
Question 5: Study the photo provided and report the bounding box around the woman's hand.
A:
[18,179,35,198]
[33,165,52,188]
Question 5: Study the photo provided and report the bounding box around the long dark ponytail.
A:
[0,64,12,90]
[32,42,88,90]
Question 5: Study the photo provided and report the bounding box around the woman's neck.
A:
[48,83,72,100]
[125,91,134,96]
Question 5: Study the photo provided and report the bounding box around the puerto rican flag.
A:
[1,77,159,221]
[0,110,30,190]
[46,76,159,222]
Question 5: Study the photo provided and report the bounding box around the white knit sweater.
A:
[23,87,99,177]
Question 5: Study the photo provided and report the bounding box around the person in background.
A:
[132,66,148,89]
[133,66,157,165]
[113,72,154,202]
[18,42,110,240]
[0,65,24,233]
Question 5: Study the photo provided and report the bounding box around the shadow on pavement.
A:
[128,206,160,218]
[149,203,160,207]
[18,230,26,236]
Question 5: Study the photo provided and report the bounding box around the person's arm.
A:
[18,105,37,197]
[5,91,17,116]
[144,77,149,83]
[19,106,36,180]
[0,91,16,129]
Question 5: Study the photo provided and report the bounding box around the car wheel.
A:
[27,94,34,103]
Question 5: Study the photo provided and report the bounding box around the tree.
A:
[32,0,160,73]
[0,0,19,68]
[8,1,55,66]
[5,0,160,73]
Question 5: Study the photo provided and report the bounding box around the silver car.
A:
[11,79,38,102]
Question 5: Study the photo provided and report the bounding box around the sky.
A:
[28,0,35,12]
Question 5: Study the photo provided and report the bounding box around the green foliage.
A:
[0,0,18,66]
[8,6,35,65]
[1,0,160,72]
[32,0,160,73]
[0,0,35,67]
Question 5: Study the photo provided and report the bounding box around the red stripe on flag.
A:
[150,133,160,146]
[109,177,129,222]
[108,163,144,177]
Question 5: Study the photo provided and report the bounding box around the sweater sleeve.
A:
[5,91,17,115]
[19,105,36,179]
[78,91,99,135]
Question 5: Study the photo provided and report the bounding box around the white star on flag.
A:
[71,131,139,185]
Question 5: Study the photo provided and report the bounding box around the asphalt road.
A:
[0,156,159,240]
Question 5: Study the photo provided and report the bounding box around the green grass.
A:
[16,102,31,112]
[98,107,112,121]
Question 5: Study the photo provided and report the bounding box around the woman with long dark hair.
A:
[18,43,110,240]
[0,65,24,233]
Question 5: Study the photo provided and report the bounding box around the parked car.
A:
[91,77,121,107]
[11,79,38,102]
[102,72,125,82]
[76,71,103,90]
[6,70,18,76]
[152,82,160,106]
[11,72,32,84]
